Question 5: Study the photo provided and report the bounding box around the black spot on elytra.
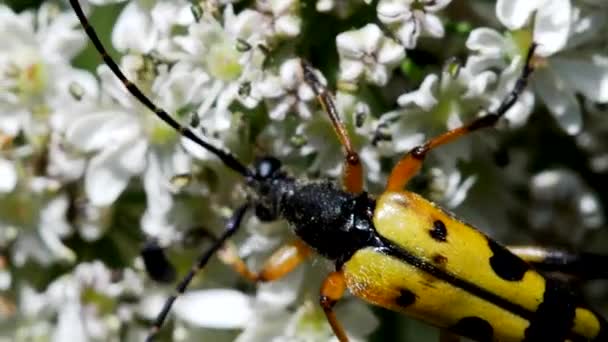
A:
[430,220,447,242]
[451,316,493,342]
[433,254,447,265]
[395,288,417,307]
[487,238,529,281]
[593,314,608,342]
[523,278,577,341]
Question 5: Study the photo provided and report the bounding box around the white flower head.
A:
[170,265,377,342]
[384,56,506,170]
[377,0,452,49]
[0,157,17,193]
[20,262,145,341]
[528,169,605,244]
[6,188,75,266]
[258,58,318,120]
[256,0,302,38]
[496,0,570,56]
[64,55,202,248]
[468,0,608,135]
[0,3,88,137]
[336,24,405,87]
[111,0,194,54]
[168,5,269,129]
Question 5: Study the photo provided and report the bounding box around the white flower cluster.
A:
[0,0,606,341]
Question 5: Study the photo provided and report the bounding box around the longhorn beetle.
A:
[69,1,608,341]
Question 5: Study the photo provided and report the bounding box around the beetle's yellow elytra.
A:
[343,248,528,341]
[342,190,607,341]
[374,191,547,312]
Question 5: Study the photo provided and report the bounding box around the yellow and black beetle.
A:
[69,1,608,341]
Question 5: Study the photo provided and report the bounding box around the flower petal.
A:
[141,149,174,238]
[112,1,158,53]
[466,28,506,57]
[552,55,608,103]
[0,158,17,193]
[66,111,140,152]
[397,74,439,110]
[339,60,365,83]
[52,302,87,342]
[41,11,87,61]
[533,67,582,135]
[336,300,379,339]
[367,64,389,86]
[85,139,147,206]
[274,15,301,37]
[377,39,406,65]
[395,19,418,49]
[257,267,303,308]
[174,289,253,328]
[496,0,541,29]
[377,0,410,24]
[533,0,571,56]
[421,14,445,38]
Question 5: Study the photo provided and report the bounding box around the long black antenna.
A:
[69,0,251,178]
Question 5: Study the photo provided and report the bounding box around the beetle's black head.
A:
[247,156,294,222]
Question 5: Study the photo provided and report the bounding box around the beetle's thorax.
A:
[278,181,379,264]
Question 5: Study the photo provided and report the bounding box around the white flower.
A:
[5,186,75,266]
[382,59,504,170]
[65,57,195,242]
[66,97,148,207]
[21,262,144,341]
[111,0,194,54]
[258,59,317,120]
[174,289,255,329]
[140,146,191,240]
[46,133,87,182]
[0,157,17,193]
[0,3,88,137]
[469,1,608,135]
[496,0,570,55]
[170,266,378,342]
[336,24,405,87]
[168,5,268,124]
[377,0,452,49]
[528,169,604,245]
[255,0,302,38]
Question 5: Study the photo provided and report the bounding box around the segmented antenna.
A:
[68,0,251,178]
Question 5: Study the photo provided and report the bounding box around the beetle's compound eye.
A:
[255,156,282,179]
